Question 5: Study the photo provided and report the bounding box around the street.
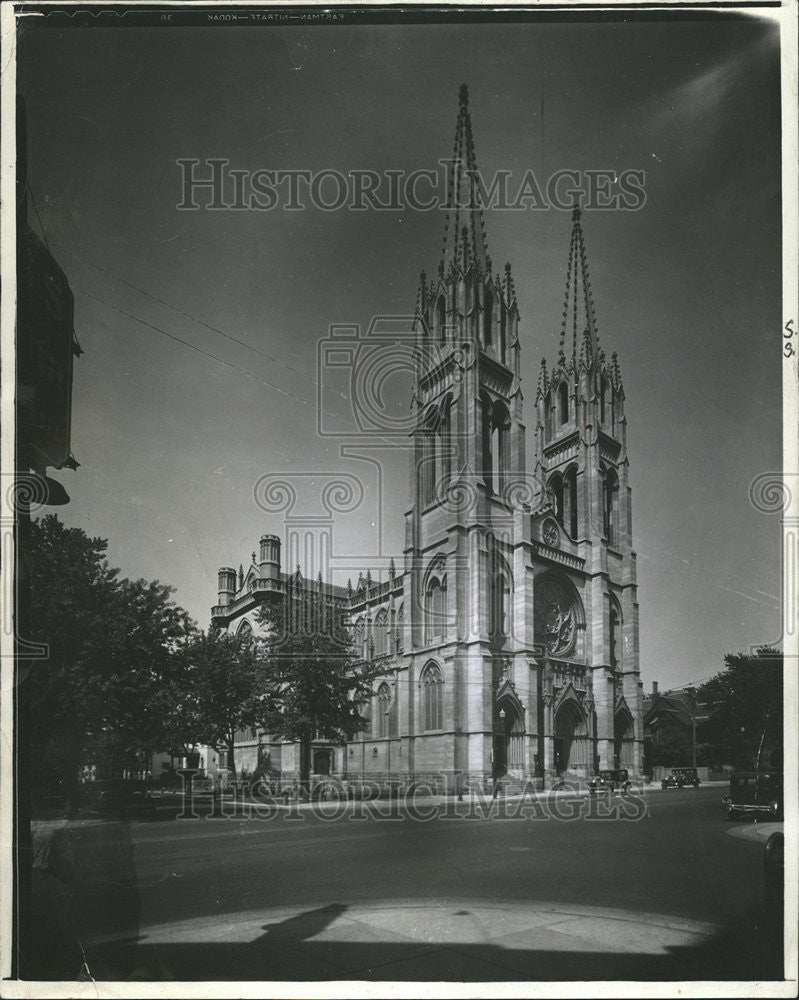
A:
[30,785,783,982]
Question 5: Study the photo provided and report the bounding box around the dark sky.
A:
[19,12,782,690]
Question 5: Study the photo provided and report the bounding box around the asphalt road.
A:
[26,785,784,983]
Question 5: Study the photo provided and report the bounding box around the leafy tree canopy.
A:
[27,514,194,792]
[256,598,382,784]
[698,647,782,770]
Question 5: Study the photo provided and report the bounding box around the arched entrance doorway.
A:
[493,700,524,778]
[614,708,635,768]
[553,699,589,774]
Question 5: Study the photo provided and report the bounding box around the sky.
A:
[18,10,783,691]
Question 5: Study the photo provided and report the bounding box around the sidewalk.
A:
[86,898,728,981]
[726,821,783,844]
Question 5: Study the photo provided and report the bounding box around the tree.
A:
[698,647,783,770]
[27,514,194,811]
[257,597,381,789]
[169,630,272,782]
[644,725,694,769]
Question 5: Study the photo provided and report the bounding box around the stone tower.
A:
[533,205,642,775]
[404,84,541,785]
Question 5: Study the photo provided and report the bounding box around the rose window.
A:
[535,579,577,656]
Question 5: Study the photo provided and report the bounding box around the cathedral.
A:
[210,85,644,789]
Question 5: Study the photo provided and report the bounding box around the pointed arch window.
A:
[484,288,493,349]
[609,600,622,670]
[439,395,454,489]
[549,472,564,529]
[500,302,507,363]
[436,296,447,343]
[489,570,511,644]
[558,382,569,425]
[491,401,511,495]
[236,619,253,638]
[421,662,444,731]
[600,375,609,424]
[481,393,493,490]
[354,617,367,661]
[374,683,392,739]
[373,609,389,657]
[564,465,578,539]
[395,604,405,654]
[603,468,619,544]
[424,571,447,643]
[420,407,439,507]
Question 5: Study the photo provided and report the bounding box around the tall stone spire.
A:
[558,204,599,368]
[439,84,491,276]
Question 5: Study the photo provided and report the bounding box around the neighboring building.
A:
[211,85,644,788]
[643,683,706,769]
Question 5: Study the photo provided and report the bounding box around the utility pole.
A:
[686,686,697,769]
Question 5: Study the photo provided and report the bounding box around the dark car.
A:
[83,778,156,817]
[589,768,631,794]
[661,767,700,789]
[723,770,783,820]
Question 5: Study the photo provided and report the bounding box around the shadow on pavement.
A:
[77,901,783,983]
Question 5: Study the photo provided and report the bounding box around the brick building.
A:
[211,86,644,789]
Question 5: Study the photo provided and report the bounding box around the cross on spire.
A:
[558,204,600,367]
[439,84,491,276]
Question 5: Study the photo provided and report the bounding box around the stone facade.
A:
[210,86,644,788]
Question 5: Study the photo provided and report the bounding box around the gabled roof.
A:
[644,691,695,729]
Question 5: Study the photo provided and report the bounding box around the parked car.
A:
[589,768,631,794]
[723,770,783,820]
[661,767,700,789]
[82,779,156,817]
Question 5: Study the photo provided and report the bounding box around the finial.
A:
[389,557,396,580]
[347,578,353,596]
[252,551,256,564]
[572,200,582,222]
[459,83,469,107]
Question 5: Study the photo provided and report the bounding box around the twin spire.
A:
[416,84,517,320]
[419,85,620,395]
[439,83,491,277]
[559,204,600,367]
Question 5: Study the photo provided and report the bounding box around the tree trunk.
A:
[63,730,82,818]
[300,728,312,794]
[227,735,237,781]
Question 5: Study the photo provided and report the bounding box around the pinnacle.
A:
[560,208,600,368]
[438,84,490,276]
